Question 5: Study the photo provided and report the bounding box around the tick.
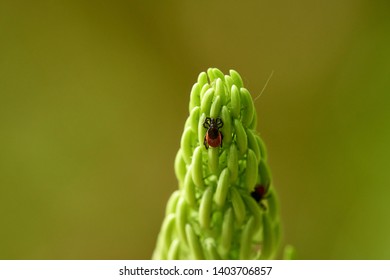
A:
[203,117,223,149]
[251,184,270,209]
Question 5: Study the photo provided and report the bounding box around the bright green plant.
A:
[153,68,281,260]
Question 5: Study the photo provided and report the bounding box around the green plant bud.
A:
[247,128,261,163]
[183,166,196,207]
[181,127,195,165]
[256,135,268,161]
[234,119,248,156]
[210,95,222,119]
[218,149,227,169]
[199,187,213,229]
[240,217,256,260]
[230,85,241,118]
[160,214,176,255]
[211,208,223,228]
[208,147,219,175]
[198,113,206,147]
[213,68,225,81]
[267,187,279,222]
[221,106,232,145]
[184,115,191,130]
[245,149,258,191]
[230,187,246,225]
[242,194,263,232]
[175,197,188,245]
[260,213,273,260]
[207,68,216,82]
[258,159,271,187]
[191,146,204,188]
[249,108,257,129]
[227,143,239,182]
[240,88,255,127]
[220,208,234,257]
[165,190,180,215]
[197,71,208,87]
[229,69,243,88]
[189,83,201,112]
[174,150,186,188]
[189,106,200,134]
[214,168,230,208]
[200,83,211,99]
[167,239,180,260]
[200,88,215,116]
[186,224,204,259]
[215,78,226,105]
[224,75,234,92]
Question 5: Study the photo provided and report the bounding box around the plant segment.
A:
[153,68,281,260]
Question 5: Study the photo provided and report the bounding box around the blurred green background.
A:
[1,0,390,259]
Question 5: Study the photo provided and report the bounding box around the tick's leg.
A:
[217,118,224,129]
[203,117,211,129]
[220,132,223,148]
[204,135,209,149]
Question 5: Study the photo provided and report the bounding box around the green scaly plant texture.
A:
[153,68,281,260]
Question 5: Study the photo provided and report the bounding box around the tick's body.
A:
[203,117,223,149]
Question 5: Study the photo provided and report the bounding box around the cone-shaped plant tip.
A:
[153,68,282,260]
